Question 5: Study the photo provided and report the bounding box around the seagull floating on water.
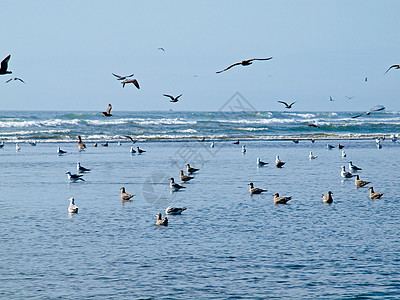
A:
[242,145,246,153]
[309,151,317,159]
[77,162,91,173]
[155,213,168,226]
[322,191,333,204]
[102,104,112,117]
[0,55,11,75]
[210,142,214,148]
[338,144,344,149]
[120,187,134,201]
[180,170,194,182]
[186,163,199,174]
[355,175,370,188]
[341,150,347,157]
[15,143,21,151]
[0,142,4,148]
[275,156,285,168]
[57,147,67,155]
[340,166,354,178]
[165,206,187,215]
[348,161,362,171]
[68,197,78,214]
[216,57,273,73]
[170,177,186,191]
[273,193,291,204]
[248,182,267,195]
[257,158,268,166]
[369,187,384,199]
[137,146,146,154]
[28,141,37,146]
[130,146,136,154]
[163,94,182,102]
[66,171,85,182]
[327,144,335,149]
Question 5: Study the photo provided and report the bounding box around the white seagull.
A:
[257,158,268,166]
[57,147,67,155]
[340,166,354,178]
[15,143,21,151]
[68,197,78,213]
[309,151,317,159]
[242,145,246,153]
[275,156,285,168]
[65,171,85,182]
[77,162,91,173]
[341,150,347,157]
[348,161,362,172]
[130,146,136,154]
[170,177,186,191]
[165,206,187,215]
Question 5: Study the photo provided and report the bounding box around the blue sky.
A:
[1,1,400,111]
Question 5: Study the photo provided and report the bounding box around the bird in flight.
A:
[384,65,400,75]
[5,77,24,83]
[163,94,182,102]
[122,78,140,89]
[123,135,137,144]
[351,105,386,118]
[216,57,272,73]
[329,96,334,102]
[102,104,112,117]
[277,101,296,109]
[345,96,355,100]
[158,47,165,51]
[0,55,12,75]
[112,73,134,80]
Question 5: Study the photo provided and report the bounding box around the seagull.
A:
[327,144,335,149]
[351,105,385,118]
[338,144,344,149]
[257,158,268,166]
[136,146,146,154]
[248,182,267,195]
[292,139,299,144]
[117,141,121,146]
[365,77,368,82]
[123,135,137,144]
[170,177,186,191]
[165,206,187,215]
[102,104,112,117]
[308,124,320,128]
[180,170,194,182]
[309,151,317,159]
[186,164,199,174]
[355,175,370,188]
[77,136,86,150]
[120,187,134,201]
[130,146,136,154]
[122,78,140,89]
[384,64,400,75]
[390,134,397,142]
[57,147,67,155]
[322,191,333,204]
[275,156,285,168]
[77,162,91,173]
[348,161,362,171]
[163,94,182,102]
[311,138,315,143]
[65,171,85,182]
[5,77,24,83]
[345,96,355,100]
[0,142,4,148]
[101,142,108,147]
[341,150,347,157]
[277,101,296,109]
[340,166,354,178]
[112,73,134,80]
[242,145,246,153]
[155,213,168,226]
[330,96,334,102]
[273,193,291,204]
[93,142,98,147]
[15,143,21,151]
[28,141,37,146]
[157,47,165,51]
[210,142,214,148]
[0,55,11,75]
[216,57,273,73]
[369,187,384,199]
[68,197,78,214]
[233,139,240,144]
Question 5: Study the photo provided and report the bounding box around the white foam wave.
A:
[0,119,81,128]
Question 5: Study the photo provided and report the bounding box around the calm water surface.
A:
[0,140,399,299]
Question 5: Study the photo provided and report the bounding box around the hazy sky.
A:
[2,1,400,111]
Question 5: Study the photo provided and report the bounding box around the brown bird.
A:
[122,78,140,89]
[112,73,134,80]
[368,187,384,199]
[248,182,267,195]
[5,77,24,83]
[102,104,112,117]
[163,94,182,102]
[77,135,86,150]
[322,191,333,204]
[277,101,296,109]
[273,193,292,204]
[155,213,168,226]
[180,170,194,182]
[384,65,400,75]
[120,187,134,201]
[216,57,273,73]
[0,55,11,75]
[355,175,370,188]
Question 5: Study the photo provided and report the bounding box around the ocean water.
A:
[1,111,400,299]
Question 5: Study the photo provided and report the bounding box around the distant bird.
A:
[93,142,98,147]
[170,177,186,191]
[308,124,320,128]
[180,170,194,182]
[311,138,315,143]
[384,64,400,75]
[28,141,37,146]
[248,182,267,195]
[348,161,362,171]
[101,142,108,147]
[322,191,333,204]
[68,197,78,214]
[242,145,246,153]
[65,171,85,182]
[77,136,86,150]
[102,104,112,117]
[0,142,4,148]
[391,134,397,142]
[155,213,168,226]
[368,187,383,199]
[277,101,296,109]
[233,139,240,144]
[122,78,140,89]
[341,150,347,157]
[165,206,187,215]
[355,175,370,188]
[112,73,134,80]
[327,144,335,149]
[365,77,368,82]
[57,147,66,155]
[340,166,354,178]
[117,141,121,146]
[351,105,386,118]
[292,139,299,144]
[123,135,137,144]
[5,77,24,83]
[15,143,21,151]
[330,96,334,102]
[130,146,136,154]
[210,142,214,148]
[216,57,273,73]
[275,156,285,168]
[257,158,268,166]
[0,55,11,75]
[157,47,165,51]
[120,187,134,201]
[273,193,291,204]
[163,94,182,102]
[186,163,199,174]
[77,162,90,173]
[309,151,317,159]
[345,96,355,100]
[338,144,344,149]
[136,146,146,154]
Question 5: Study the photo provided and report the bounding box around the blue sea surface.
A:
[0,134,399,298]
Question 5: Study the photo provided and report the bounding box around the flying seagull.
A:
[123,135,137,144]
[277,101,296,109]
[5,77,24,83]
[216,57,273,73]
[158,47,165,51]
[163,94,182,102]
[329,96,334,102]
[122,78,140,89]
[384,64,400,75]
[351,105,385,119]
[102,104,112,117]
[345,96,355,100]
[0,55,11,75]
[112,73,134,80]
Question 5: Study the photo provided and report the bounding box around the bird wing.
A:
[176,94,182,100]
[5,78,12,83]
[248,57,273,62]
[125,74,134,78]
[132,79,140,89]
[216,62,242,73]
[351,112,365,119]
[369,105,385,112]
[106,104,112,114]
[123,135,137,144]
[163,94,175,100]
[289,101,297,107]
[384,65,398,75]
[15,78,25,83]
[1,55,10,71]
[277,101,289,107]
[112,73,123,79]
